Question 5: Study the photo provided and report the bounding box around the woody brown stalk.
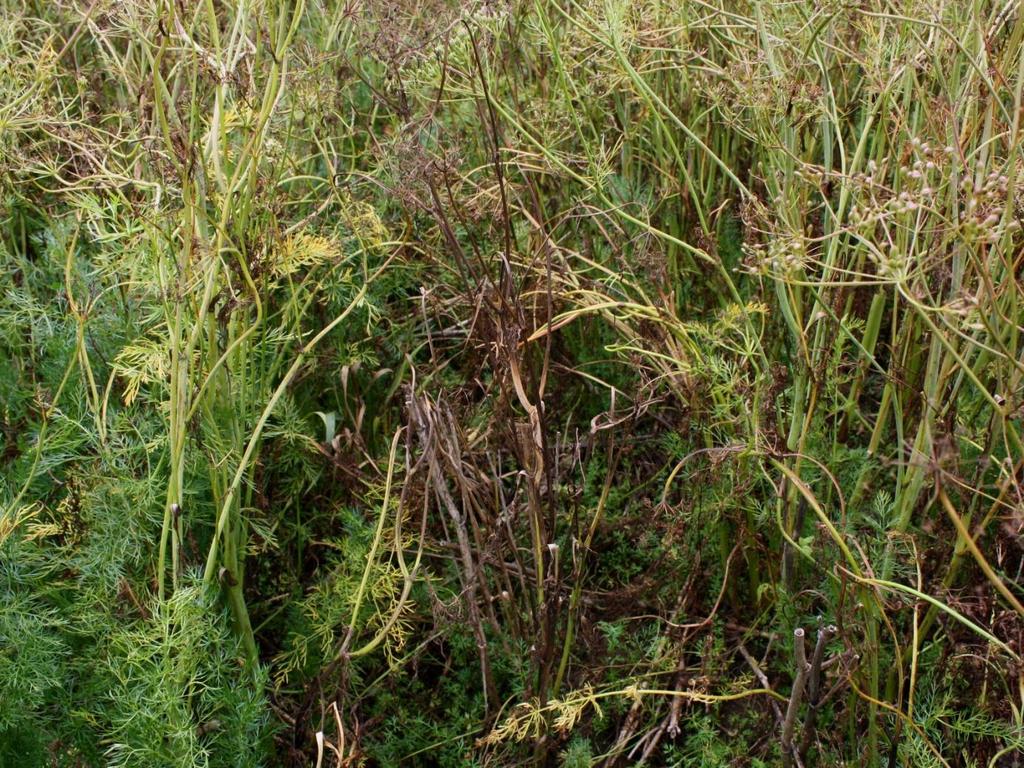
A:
[782,628,809,768]
[799,625,838,762]
[413,395,499,711]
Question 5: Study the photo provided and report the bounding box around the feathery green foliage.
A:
[2,0,1024,765]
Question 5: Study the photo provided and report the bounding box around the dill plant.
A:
[3,0,1024,765]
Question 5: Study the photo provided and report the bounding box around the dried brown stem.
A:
[781,628,809,768]
[798,625,838,762]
